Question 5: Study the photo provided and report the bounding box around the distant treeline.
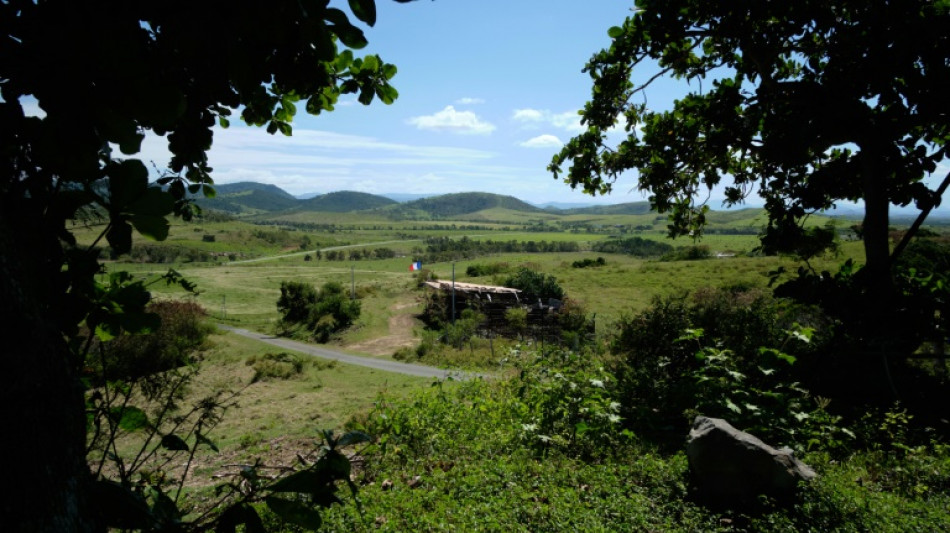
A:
[591,236,674,257]
[415,236,580,263]
[110,244,238,263]
[310,247,397,261]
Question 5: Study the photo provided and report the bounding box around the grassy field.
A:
[85,210,950,531]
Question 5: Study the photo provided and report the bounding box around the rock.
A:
[686,416,816,505]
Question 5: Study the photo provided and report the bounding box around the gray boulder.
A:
[686,416,816,505]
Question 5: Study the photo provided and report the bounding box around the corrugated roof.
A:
[422,281,522,295]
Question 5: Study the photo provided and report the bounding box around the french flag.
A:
[409,261,422,271]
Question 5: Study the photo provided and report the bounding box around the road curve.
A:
[217,325,482,380]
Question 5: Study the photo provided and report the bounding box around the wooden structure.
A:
[422,280,568,339]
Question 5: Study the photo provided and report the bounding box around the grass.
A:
[86,214,950,531]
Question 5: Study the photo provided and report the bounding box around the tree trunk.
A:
[860,145,894,330]
[0,216,98,532]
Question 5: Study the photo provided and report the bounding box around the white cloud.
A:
[455,97,485,105]
[407,105,496,135]
[512,108,545,122]
[512,108,583,133]
[550,111,583,133]
[519,134,563,148]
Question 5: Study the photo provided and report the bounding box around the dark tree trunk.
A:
[0,216,98,531]
[860,145,894,331]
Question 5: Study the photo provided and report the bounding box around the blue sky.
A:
[148,0,653,206]
[21,0,949,213]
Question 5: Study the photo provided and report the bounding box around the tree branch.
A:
[891,169,950,262]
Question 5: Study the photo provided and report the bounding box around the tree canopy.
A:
[0,1,408,529]
[550,0,950,298]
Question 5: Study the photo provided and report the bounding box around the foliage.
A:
[420,236,580,263]
[442,309,484,350]
[591,236,673,257]
[277,281,318,325]
[660,244,712,262]
[247,352,307,382]
[465,261,511,277]
[571,257,606,268]
[329,351,950,531]
[550,0,950,313]
[609,288,827,436]
[89,299,214,384]
[278,281,362,342]
[503,267,566,302]
[0,0,406,527]
[515,348,630,459]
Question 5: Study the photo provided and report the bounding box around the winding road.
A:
[218,324,483,380]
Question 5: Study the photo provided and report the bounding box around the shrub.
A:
[503,267,565,302]
[277,281,317,324]
[276,281,361,342]
[609,288,825,438]
[660,244,711,261]
[246,352,305,382]
[91,300,213,383]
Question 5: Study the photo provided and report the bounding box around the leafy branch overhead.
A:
[550,0,950,287]
[2,0,401,256]
[0,1,411,530]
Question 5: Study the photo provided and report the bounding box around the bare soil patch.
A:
[346,301,420,356]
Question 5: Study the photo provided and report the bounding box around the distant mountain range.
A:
[194,182,662,218]
[192,181,950,223]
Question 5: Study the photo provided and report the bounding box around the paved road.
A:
[218,325,482,380]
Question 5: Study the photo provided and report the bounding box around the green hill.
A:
[299,191,397,212]
[393,192,544,218]
[562,201,654,216]
[195,182,298,214]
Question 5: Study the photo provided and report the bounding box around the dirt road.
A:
[218,325,482,380]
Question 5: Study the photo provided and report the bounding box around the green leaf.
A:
[265,496,323,530]
[362,54,379,73]
[219,116,230,128]
[725,398,741,413]
[106,220,133,255]
[607,26,624,38]
[130,214,170,241]
[160,434,189,451]
[348,0,377,27]
[358,87,374,105]
[119,132,146,155]
[326,9,369,49]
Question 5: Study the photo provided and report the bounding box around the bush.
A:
[91,300,213,383]
[609,288,825,439]
[503,267,565,302]
[246,352,305,382]
[660,244,711,261]
[277,281,361,342]
[571,257,606,268]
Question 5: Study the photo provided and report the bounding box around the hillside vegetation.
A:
[81,197,950,532]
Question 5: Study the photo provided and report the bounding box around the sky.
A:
[20,0,950,213]
[146,0,657,206]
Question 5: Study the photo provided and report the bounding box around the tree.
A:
[1,1,409,529]
[504,268,565,303]
[279,281,362,342]
[550,0,950,322]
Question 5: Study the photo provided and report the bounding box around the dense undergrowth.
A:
[303,351,950,532]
